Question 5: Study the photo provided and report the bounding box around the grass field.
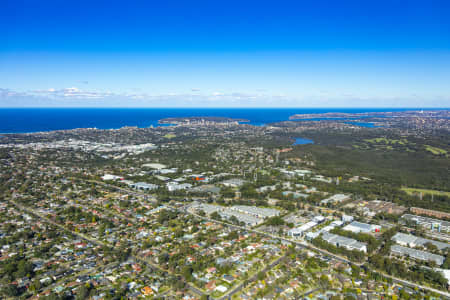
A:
[163,133,176,139]
[425,145,447,155]
[364,137,408,145]
[401,187,450,197]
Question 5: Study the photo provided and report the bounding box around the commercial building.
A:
[401,214,450,232]
[365,200,406,215]
[131,182,158,191]
[219,210,262,226]
[282,191,309,199]
[142,163,167,170]
[230,205,280,219]
[312,175,333,184]
[187,202,265,227]
[342,215,354,223]
[288,222,318,238]
[166,182,192,191]
[279,168,312,178]
[320,232,367,253]
[155,175,170,182]
[410,207,450,220]
[392,232,450,251]
[321,194,350,205]
[343,221,380,234]
[313,215,326,223]
[101,174,123,181]
[189,185,221,194]
[189,202,219,215]
[391,245,444,266]
[220,178,247,188]
[257,185,277,193]
[158,168,178,175]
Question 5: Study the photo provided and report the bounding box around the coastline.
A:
[0,107,447,134]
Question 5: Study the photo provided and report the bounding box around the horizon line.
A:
[0,107,449,109]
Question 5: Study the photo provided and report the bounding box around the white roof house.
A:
[215,285,228,293]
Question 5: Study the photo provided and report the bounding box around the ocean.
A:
[0,107,440,134]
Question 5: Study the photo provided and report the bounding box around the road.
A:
[299,288,320,298]
[37,261,119,296]
[64,178,450,298]
[6,198,206,298]
[215,254,287,300]
[80,178,357,264]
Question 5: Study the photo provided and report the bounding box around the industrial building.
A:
[101,174,123,181]
[391,245,445,266]
[187,202,266,227]
[342,215,354,223]
[282,191,309,199]
[220,178,247,188]
[189,185,221,194]
[230,205,280,219]
[343,221,381,234]
[189,202,219,215]
[392,232,449,251]
[288,221,318,238]
[320,232,367,253]
[130,182,159,191]
[142,163,167,170]
[219,210,262,226]
[321,194,350,205]
[166,182,192,191]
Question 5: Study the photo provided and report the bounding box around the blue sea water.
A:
[0,107,442,133]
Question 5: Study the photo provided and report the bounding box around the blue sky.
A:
[1,0,450,107]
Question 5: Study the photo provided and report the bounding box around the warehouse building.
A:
[101,174,123,181]
[320,232,367,253]
[391,245,444,266]
[288,221,318,238]
[130,182,158,191]
[343,221,381,234]
[321,194,350,205]
[188,202,265,226]
[230,205,280,219]
[166,182,192,191]
[392,232,450,251]
[220,178,247,187]
[219,210,262,226]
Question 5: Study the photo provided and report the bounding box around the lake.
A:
[293,137,314,145]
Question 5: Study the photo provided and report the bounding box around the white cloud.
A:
[0,87,448,107]
[64,87,79,92]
